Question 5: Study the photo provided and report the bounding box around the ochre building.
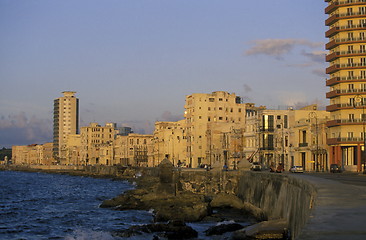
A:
[325,0,366,171]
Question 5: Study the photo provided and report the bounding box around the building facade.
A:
[53,91,79,163]
[80,123,117,165]
[325,0,366,171]
[184,91,246,168]
[153,120,187,167]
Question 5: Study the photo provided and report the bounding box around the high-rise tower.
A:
[325,0,366,171]
[53,91,79,163]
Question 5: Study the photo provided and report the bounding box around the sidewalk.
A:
[294,174,366,240]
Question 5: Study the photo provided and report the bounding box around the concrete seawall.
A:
[174,170,316,239]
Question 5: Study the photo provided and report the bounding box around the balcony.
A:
[326,76,366,86]
[326,88,366,98]
[327,119,366,127]
[325,0,366,14]
[326,63,366,74]
[326,12,366,26]
[326,37,366,50]
[327,137,365,145]
[326,50,366,62]
[326,103,353,111]
[326,24,366,38]
[299,143,308,147]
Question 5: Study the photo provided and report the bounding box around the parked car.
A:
[330,164,342,173]
[250,162,262,171]
[290,166,304,173]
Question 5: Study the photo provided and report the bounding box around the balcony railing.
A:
[326,88,366,98]
[326,37,366,50]
[326,103,354,111]
[327,137,365,145]
[326,24,366,38]
[326,50,366,62]
[327,118,366,127]
[326,12,366,26]
[325,0,366,14]
[299,143,308,147]
[326,63,366,74]
[326,76,366,86]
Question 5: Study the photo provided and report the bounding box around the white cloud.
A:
[245,38,323,58]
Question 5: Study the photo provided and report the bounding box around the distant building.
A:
[325,0,366,171]
[114,133,154,167]
[80,122,117,165]
[53,91,79,163]
[184,91,246,168]
[153,120,187,167]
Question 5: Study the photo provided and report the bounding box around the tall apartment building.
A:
[184,91,246,168]
[325,0,366,171]
[53,91,79,163]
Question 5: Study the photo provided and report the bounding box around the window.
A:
[361,58,366,66]
[360,32,365,40]
[348,71,354,79]
[360,19,366,27]
[348,32,354,40]
[360,45,366,53]
[347,20,353,27]
[277,115,281,120]
[361,71,366,80]
[347,8,353,15]
[347,132,354,139]
[360,7,366,15]
[219,98,223,101]
[349,114,355,121]
[348,58,354,66]
[209,98,214,102]
[348,45,354,53]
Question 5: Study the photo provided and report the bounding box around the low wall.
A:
[174,170,316,239]
[237,172,316,238]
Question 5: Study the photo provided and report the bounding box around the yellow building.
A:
[80,123,117,165]
[53,91,79,163]
[243,104,330,172]
[65,134,83,165]
[184,91,246,168]
[325,0,366,171]
[12,143,54,165]
[153,120,186,167]
[114,134,153,167]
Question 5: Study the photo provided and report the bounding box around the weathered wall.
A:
[174,170,316,239]
[236,172,316,238]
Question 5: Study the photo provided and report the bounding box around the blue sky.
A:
[0,0,328,147]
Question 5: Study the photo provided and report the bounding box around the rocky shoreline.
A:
[1,164,291,239]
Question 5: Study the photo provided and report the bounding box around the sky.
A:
[0,0,328,148]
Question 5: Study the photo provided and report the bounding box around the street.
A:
[300,172,366,187]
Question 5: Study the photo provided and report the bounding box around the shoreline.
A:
[1,164,301,239]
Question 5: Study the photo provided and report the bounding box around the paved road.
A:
[305,172,366,187]
[291,172,366,240]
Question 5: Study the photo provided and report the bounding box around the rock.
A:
[114,220,198,240]
[205,222,245,236]
[153,192,209,222]
[231,218,289,240]
[209,193,267,222]
[242,202,267,221]
[211,193,244,209]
